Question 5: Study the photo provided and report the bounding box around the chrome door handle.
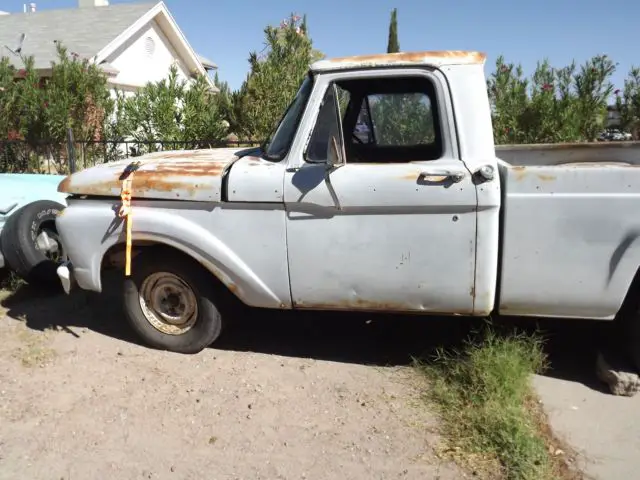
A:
[419,169,465,183]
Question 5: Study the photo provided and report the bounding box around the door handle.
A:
[419,169,465,183]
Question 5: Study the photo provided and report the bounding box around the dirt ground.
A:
[0,277,466,480]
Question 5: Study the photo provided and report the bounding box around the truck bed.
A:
[496,142,640,320]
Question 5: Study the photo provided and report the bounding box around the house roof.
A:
[0,1,218,91]
[0,2,156,70]
[197,54,217,70]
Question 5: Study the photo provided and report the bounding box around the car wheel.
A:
[123,249,224,354]
[0,199,66,288]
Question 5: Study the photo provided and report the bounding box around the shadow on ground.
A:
[0,271,137,345]
[0,272,619,392]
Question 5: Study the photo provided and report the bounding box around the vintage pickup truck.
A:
[54,50,640,367]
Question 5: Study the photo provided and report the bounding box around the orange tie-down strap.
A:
[118,161,141,276]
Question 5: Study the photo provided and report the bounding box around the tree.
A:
[616,67,640,139]
[233,13,321,140]
[0,43,114,172]
[109,65,228,154]
[387,8,400,53]
[573,55,616,141]
[44,43,113,145]
[487,55,616,144]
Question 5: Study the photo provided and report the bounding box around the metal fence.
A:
[0,138,262,174]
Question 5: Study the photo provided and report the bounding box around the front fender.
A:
[56,200,291,309]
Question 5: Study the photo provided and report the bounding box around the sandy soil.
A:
[0,278,465,480]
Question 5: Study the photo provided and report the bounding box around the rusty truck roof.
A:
[310,50,487,72]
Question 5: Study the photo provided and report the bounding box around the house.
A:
[0,0,218,94]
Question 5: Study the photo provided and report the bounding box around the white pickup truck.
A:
[54,50,640,366]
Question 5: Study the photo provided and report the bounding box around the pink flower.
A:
[542,83,553,92]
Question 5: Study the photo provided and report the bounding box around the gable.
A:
[106,20,193,89]
[94,2,216,90]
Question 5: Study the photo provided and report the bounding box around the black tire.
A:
[0,199,66,288]
[123,249,224,354]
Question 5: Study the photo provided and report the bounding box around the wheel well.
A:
[101,241,233,295]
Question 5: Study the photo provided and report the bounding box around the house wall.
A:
[106,19,194,92]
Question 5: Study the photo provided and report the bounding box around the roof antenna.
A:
[3,33,26,56]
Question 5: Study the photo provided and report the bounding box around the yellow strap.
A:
[118,175,134,276]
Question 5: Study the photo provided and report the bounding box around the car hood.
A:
[0,172,67,188]
[58,148,245,202]
[0,173,68,217]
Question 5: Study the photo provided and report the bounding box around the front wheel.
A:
[123,250,224,354]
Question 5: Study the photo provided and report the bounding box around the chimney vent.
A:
[79,0,109,7]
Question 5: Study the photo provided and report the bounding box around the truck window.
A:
[262,75,314,161]
[306,84,345,163]
[336,76,442,163]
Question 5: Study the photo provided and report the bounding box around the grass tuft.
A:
[416,324,578,480]
[0,270,26,293]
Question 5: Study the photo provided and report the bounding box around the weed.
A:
[416,324,580,480]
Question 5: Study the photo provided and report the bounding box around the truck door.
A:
[283,69,478,314]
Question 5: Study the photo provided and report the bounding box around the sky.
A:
[2,0,640,93]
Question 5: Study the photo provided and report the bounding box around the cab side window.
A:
[338,76,442,163]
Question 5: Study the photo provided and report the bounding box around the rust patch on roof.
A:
[312,50,486,71]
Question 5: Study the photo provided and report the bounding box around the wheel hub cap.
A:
[139,272,198,335]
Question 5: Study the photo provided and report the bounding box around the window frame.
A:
[296,67,458,167]
[303,83,346,165]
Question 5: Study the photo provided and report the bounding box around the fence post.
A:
[66,128,76,174]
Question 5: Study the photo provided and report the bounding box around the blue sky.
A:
[4,0,640,92]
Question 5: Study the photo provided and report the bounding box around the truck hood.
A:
[58,148,247,202]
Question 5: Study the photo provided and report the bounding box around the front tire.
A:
[123,250,223,354]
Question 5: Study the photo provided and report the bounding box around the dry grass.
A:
[415,324,583,480]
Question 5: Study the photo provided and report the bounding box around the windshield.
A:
[262,74,313,161]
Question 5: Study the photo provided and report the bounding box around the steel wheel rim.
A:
[139,272,198,335]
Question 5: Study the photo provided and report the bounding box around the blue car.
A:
[0,173,69,287]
